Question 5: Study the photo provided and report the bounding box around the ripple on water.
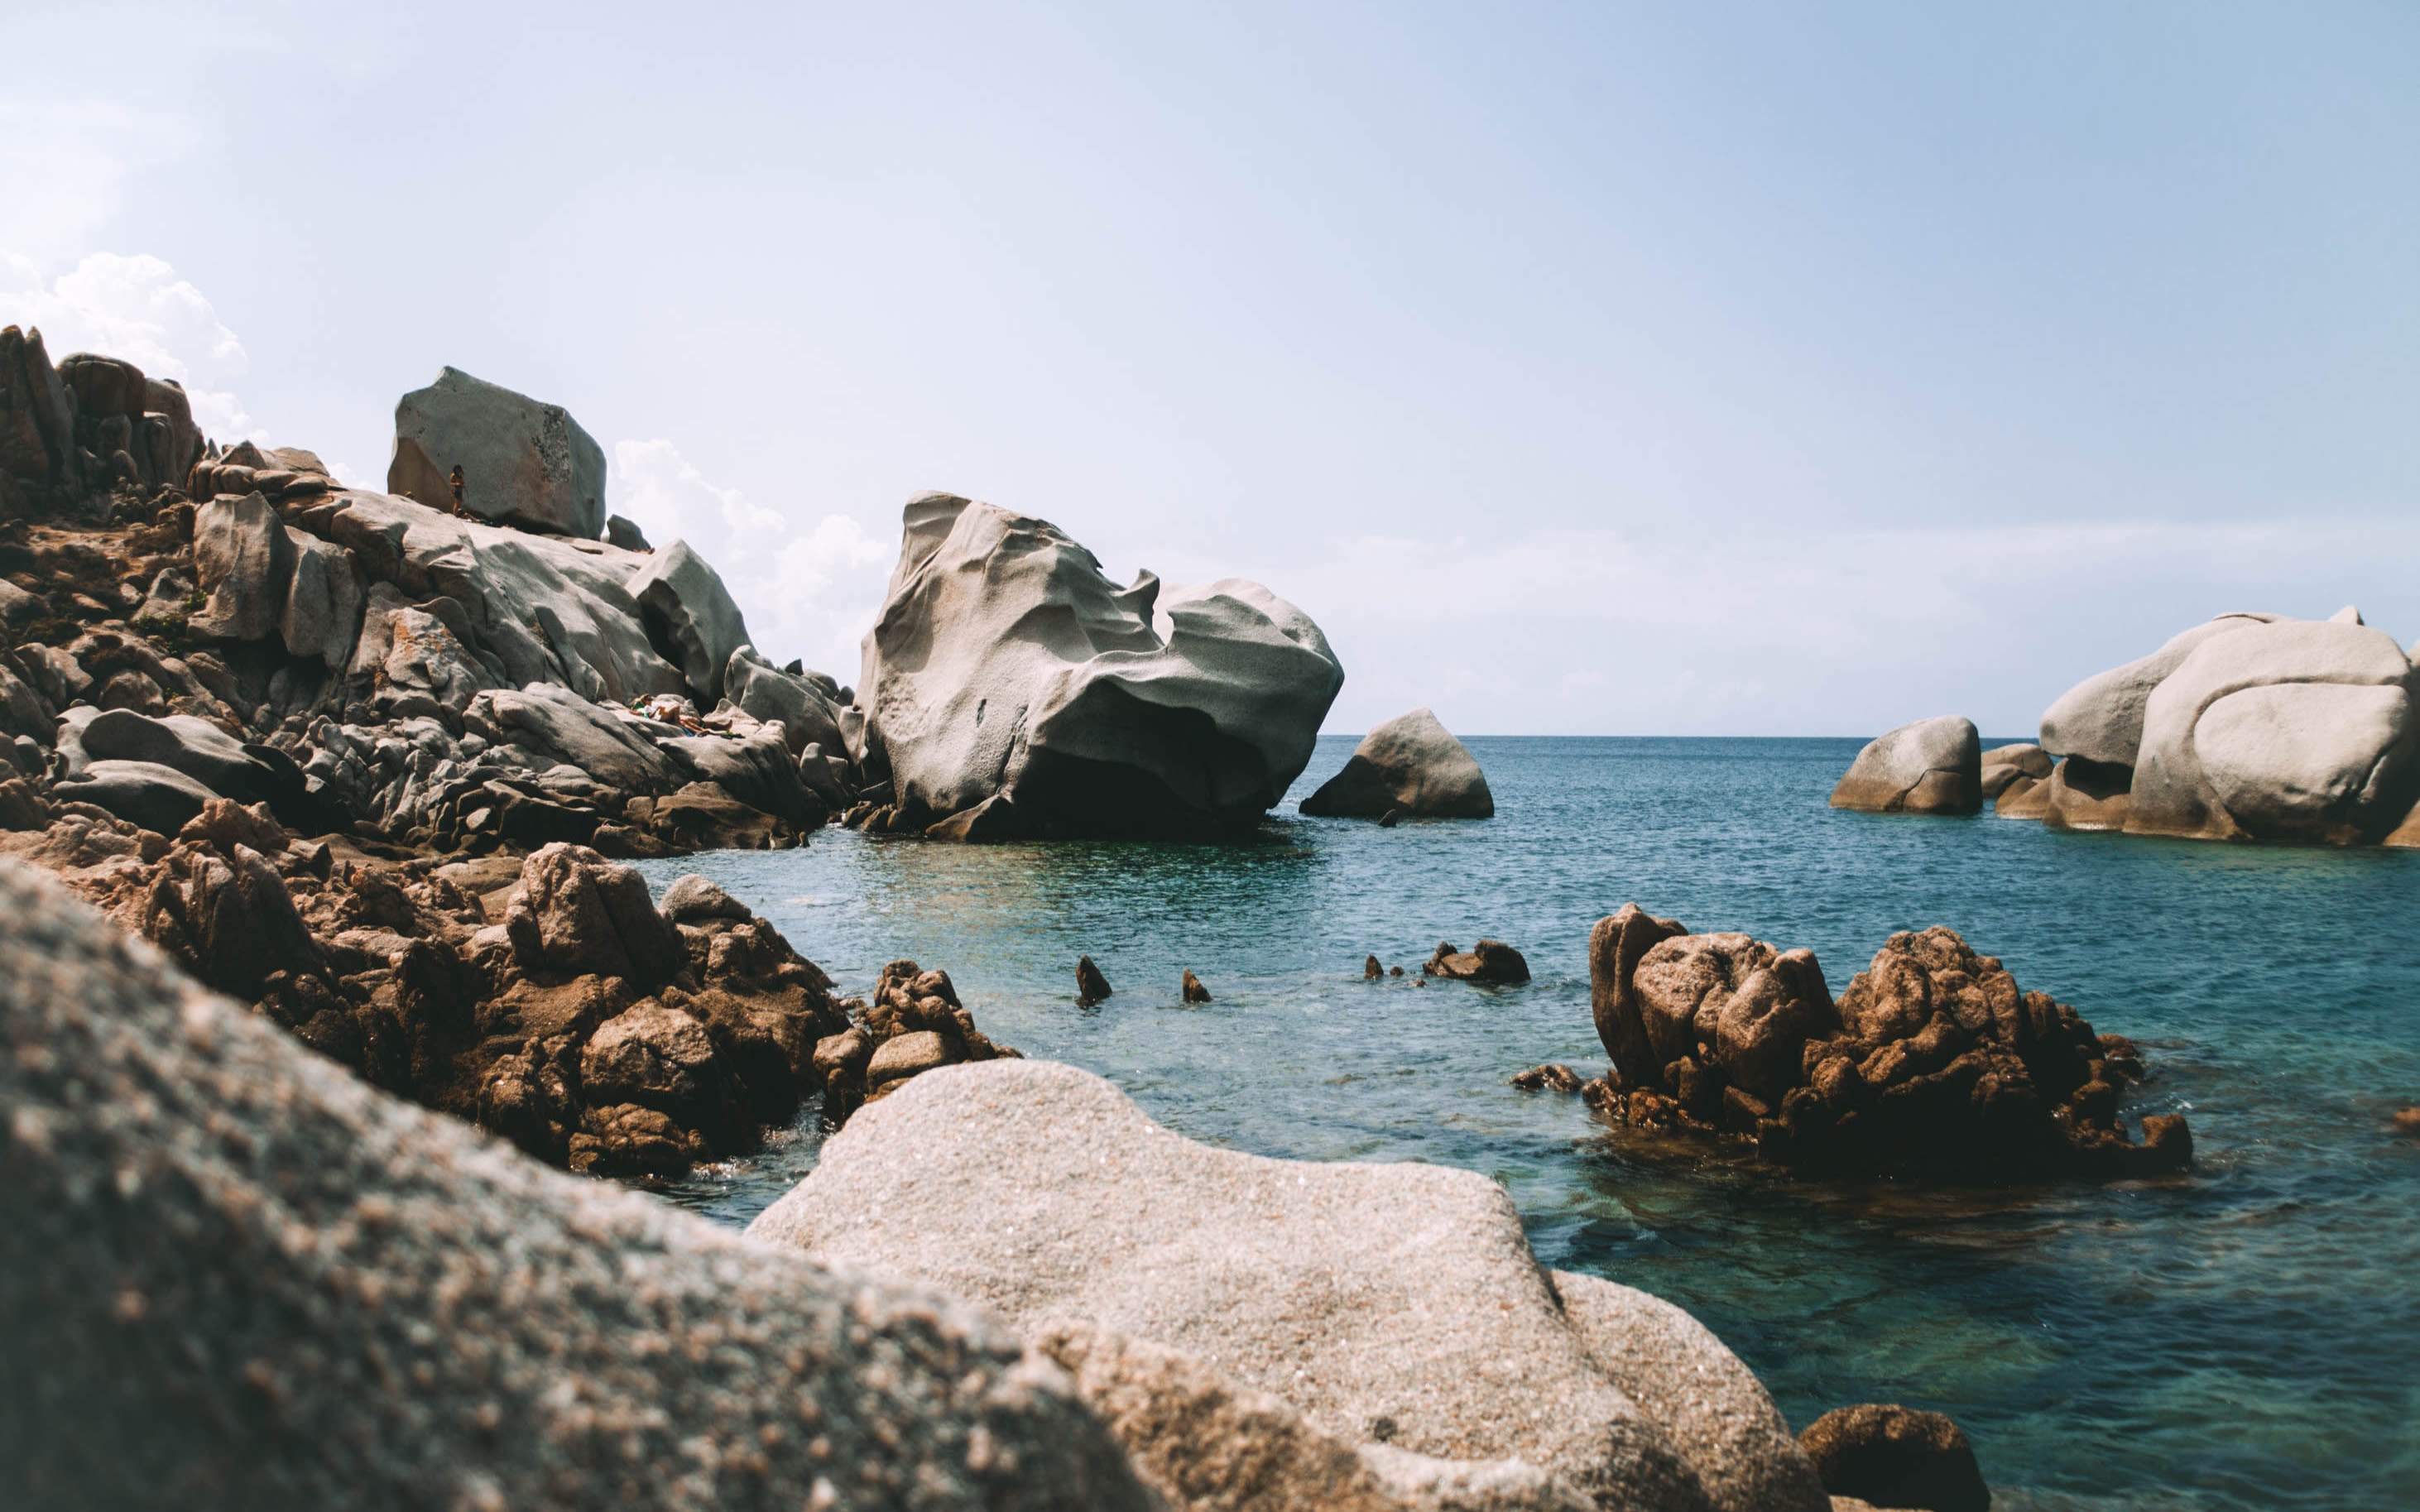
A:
[644,737,2420,1512]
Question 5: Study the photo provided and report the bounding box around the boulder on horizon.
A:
[1300,707,1495,819]
[858,492,1344,839]
[1827,716,1981,815]
[629,540,751,704]
[388,365,607,539]
[751,1057,1829,1512]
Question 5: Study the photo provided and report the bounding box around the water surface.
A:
[642,737,2420,1512]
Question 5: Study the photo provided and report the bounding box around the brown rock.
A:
[1363,953,1383,979]
[1511,1063,1584,1093]
[579,1001,746,1154]
[1589,903,1689,1086]
[1181,968,1212,1003]
[1798,1404,1988,1512]
[867,1028,950,1092]
[1078,953,1113,1004]
[1421,938,1530,983]
[502,842,686,987]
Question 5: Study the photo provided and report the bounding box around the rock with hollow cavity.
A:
[2039,613,2276,766]
[0,857,1154,1511]
[751,1058,1827,1512]
[862,493,1343,838]
[388,366,606,537]
[1301,708,1495,819]
[1829,718,1981,816]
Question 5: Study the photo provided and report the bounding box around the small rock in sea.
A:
[2392,1107,2420,1135]
[1180,969,1212,1004]
[1423,938,1531,984]
[1363,953,1383,980]
[1377,808,1402,828]
[1390,965,1404,977]
[1077,953,1114,1005]
[1511,1063,1584,1093]
[1798,1404,1989,1512]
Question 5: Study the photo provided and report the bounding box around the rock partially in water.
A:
[1077,953,1114,1004]
[1828,717,1981,816]
[1363,953,1384,980]
[1798,1404,1989,1512]
[1423,938,1530,983]
[1180,967,1212,1004]
[819,959,1018,1121]
[860,492,1343,838]
[1301,707,1495,819]
[1512,1063,1584,1092]
[1582,908,2190,1179]
[0,856,1154,1510]
[751,1058,1829,1512]
[1978,742,2052,800]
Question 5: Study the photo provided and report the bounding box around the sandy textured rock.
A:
[1798,1405,1987,1512]
[751,1058,1824,1512]
[862,493,1343,838]
[2127,617,2418,842]
[2038,613,2274,766]
[1828,718,1981,816]
[0,857,1154,1511]
[630,540,751,703]
[389,365,607,538]
[1976,743,2051,801]
[1302,708,1495,819]
[503,840,686,986]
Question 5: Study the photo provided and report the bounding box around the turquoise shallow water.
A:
[641,736,2420,1512]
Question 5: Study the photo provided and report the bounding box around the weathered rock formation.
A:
[751,1058,1832,1512]
[857,492,1344,838]
[1829,717,1982,816]
[1978,742,2052,802]
[1798,1405,1989,1512]
[2023,608,2420,845]
[0,855,1154,1511]
[1424,938,1531,983]
[1301,707,1495,819]
[1582,904,2189,1178]
[388,365,607,538]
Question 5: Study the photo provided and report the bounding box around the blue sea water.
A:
[641,736,2420,1512]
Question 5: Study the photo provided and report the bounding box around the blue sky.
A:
[6,2,2414,734]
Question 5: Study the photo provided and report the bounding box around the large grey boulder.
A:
[751,1058,1827,1512]
[277,533,363,668]
[463,683,689,792]
[1827,717,1981,815]
[724,645,848,758]
[72,710,281,807]
[388,366,607,538]
[2127,617,2419,842]
[49,759,220,835]
[187,492,295,642]
[2038,612,2276,766]
[660,724,825,828]
[630,540,751,703]
[0,858,1155,1511]
[1301,707,1495,819]
[861,493,1344,838]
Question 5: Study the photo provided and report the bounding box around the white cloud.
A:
[0,251,258,444]
[0,98,199,267]
[611,439,893,684]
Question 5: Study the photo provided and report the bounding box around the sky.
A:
[5,1,2414,736]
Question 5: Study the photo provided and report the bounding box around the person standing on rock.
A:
[448,464,466,516]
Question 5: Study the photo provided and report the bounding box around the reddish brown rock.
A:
[1422,938,1530,984]
[1798,1405,1989,1512]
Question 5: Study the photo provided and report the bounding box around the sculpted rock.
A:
[605,512,651,551]
[388,366,607,537]
[1301,708,1494,819]
[862,493,1343,838]
[724,645,848,757]
[1829,717,1981,815]
[751,1058,1826,1512]
[465,682,688,791]
[660,723,824,828]
[51,759,219,836]
[579,1002,746,1159]
[2039,613,2275,766]
[279,533,363,667]
[630,540,750,703]
[0,858,1155,1510]
[1798,1405,1988,1512]
[187,492,295,641]
[0,325,79,486]
[502,842,687,987]
[74,710,282,808]
[2126,617,2419,842]
[1591,904,1691,1087]
[1630,934,1837,1105]
[2039,755,2133,832]
[1978,742,2052,800]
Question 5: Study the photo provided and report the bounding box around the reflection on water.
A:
[644,737,2420,1512]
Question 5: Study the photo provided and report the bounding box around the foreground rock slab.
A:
[0,858,1152,1512]
[751,1058,1829,1512]
[1301,707,1495,819]
[1828,717,1981,816]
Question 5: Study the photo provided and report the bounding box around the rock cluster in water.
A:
[1841,607,2420,847]
[752,1057,1837,1512]
[1578,905,2190,1178]
[852,492,1345,838]
[0,855,1152,1510]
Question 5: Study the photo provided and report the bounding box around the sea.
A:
[638,735,2420,1512]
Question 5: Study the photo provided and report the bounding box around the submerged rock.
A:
[1077,953,1114,1005]
[1423,938,1530,983]
[751,1058,1829,1512]
[1798,1405,1989,1512]
[388,365,607,538]
[1301,707,1495,819]
[1828,717,1982,816]
[860,492,1344,838]
[1512,1063,1584,1092]
[0,857,1153,1510]
[1180,967,1212,1003]
[1582,907,2189,1179]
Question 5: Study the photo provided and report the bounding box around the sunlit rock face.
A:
[857,492,1345,839]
